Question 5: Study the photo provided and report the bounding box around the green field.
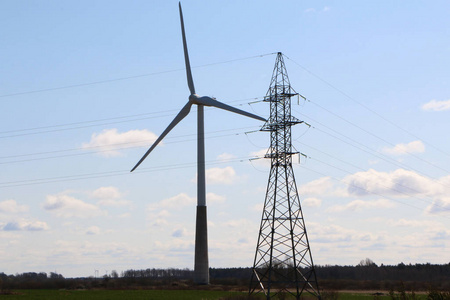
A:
[0,289,247,300]
[0,290,430,299]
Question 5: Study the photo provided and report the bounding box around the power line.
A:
[302,148,449,212]
[295,111,450,191]
[2,135,448,217]
[0,96,265,139]
[0,156,253,188]
[245,153,450,218]
[300,98,450,176]
[0,113,176,139]
[0,109,176,135]
[0,53,276,99]
[295,162,450,219]
[0,126,258,159]
[0,126,259,165]
[283,53,450,160]
[252,141,449,213]
[1,49,447,218]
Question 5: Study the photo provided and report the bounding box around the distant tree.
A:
[111,270,119,278]
[49,272,64,279]
[357,258,377,267]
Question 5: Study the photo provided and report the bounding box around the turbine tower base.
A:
[194,205,209,284]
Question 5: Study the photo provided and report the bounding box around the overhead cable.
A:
[0,53,276,99]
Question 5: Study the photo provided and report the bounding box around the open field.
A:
[0,289,247,300]
[325,290,427,300]
[0,289,431,300]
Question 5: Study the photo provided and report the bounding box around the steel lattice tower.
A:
[249,53,321,299]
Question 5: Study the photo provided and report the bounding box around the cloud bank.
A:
[82,128,158,157]
[44,193,106,218]
[1,219,49,231]
[421,99,450,111]
[0,200,29,214]
[382,140,425,155]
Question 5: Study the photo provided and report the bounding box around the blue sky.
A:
[1,1,449,277]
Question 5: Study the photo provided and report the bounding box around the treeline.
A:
[1,262,449,291]
[315,262,450,291]
[0,272,66,290]
[121,268,192,279]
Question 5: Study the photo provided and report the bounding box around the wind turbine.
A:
[131,2,266,284]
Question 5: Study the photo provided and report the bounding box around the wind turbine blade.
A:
[131,102,192,172]
[179,2,195,95]
[197,96,266,122]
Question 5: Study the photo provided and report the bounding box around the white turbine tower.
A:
[131,2,265,284]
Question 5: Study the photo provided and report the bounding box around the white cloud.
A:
[172,227,188,238]
[207,193,226,204]
[82,128,158,157]
[224,219,254,228]
[153,239,194,253]
[250,149,268,158]
[304,6,330,13]
[302,197,322,208]
[421,99,450,111]
[426,197,450,215]
[44,193,105,218]
[86,226,100,235]
[249,149,270,167]
[344,169,432,197]
[157,210,171,218]
[92,186,130,207]
[1,219,49,231]
[382,140,425,155]
[146,193,196,227]
[316,169,450,215]
[151,218,169,227]
[308,223,356,243]
[0,200,28,214]
[216,153,236,162]
[390,219,439,228]
[327,199,395,213]
[250,203,263,213]
[146,209,170,227]
[92,186,122,199]
[148,193,196,212]
[430,229,450,240]
[160,193,196,209]
[205,166,237,185]
[97,199,130,207]
[298,177,334,196]
[48,240,137,265]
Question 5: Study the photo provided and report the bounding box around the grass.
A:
[0,289,432,299]
[0,289,248,300]
[325,291,428,300]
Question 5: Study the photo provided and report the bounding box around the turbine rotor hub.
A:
[189,93,200,104]
[189,94,214,106]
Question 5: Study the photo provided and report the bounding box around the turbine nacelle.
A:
[189,94,216,106]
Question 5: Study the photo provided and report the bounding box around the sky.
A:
[1,1,449,278]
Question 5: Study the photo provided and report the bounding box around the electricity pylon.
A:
[249,52,321,299]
